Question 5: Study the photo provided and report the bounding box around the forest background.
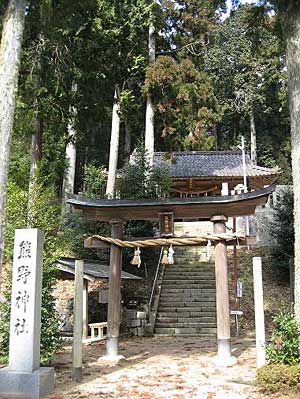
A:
[0,0,292,362]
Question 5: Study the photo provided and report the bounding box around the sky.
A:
[224,0,258,18]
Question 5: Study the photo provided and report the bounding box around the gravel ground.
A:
[47,334,283,399]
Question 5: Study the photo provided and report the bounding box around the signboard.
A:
[159,212,174,237]
[9,229,44,372]
[99,289,109,304]
[231,310,243,316]
[237,281,243,298]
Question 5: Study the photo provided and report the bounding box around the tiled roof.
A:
[153,151,279,178]
[57,258,141,280]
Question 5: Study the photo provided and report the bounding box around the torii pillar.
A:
[106,219,124,359]
[211,215,237,366]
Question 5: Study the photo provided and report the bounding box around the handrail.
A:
[149,246,164,310]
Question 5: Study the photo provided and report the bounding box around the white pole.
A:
[253,257,266,368]
[241,137,250,236]
[241,136,248,193]
[72,260,84,381]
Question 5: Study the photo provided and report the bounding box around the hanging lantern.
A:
[168,245,174,265]
[161,249,169,265]
[131,247,141,268]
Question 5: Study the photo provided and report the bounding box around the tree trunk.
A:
[0,0,26,268]
[284,2,300,318]
[212,124,218,150]
[124,122,131,162]
[27,114,43,227]
[106,86,121,198]
[62,83,77,209]
[28,43,43,227]
[29,118,43,183]
[250,105,257,165]
[145,22,155,166]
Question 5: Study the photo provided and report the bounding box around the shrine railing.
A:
[148,247,165,330]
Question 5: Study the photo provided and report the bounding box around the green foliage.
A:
[4,182,28,260]
[205,3,290,175]
[118,143,171,199]
[143,56,218,150]
[59,212,110,259]
[266,312,300,365]
[268,188,294,270]
[27,183,63,363]
[0,183,62,364]
[257,364,300,392]
[82,164,107,199]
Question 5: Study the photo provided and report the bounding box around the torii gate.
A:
[67,186,273,367]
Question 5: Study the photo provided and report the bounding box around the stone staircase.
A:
[154,247,217,337]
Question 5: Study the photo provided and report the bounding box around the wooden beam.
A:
[84,237,110,249]
[68,187,273,221]
[211,215,236,366]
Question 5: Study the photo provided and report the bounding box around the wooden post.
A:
[253,257,266,368]
[211,215,236,366]
[106,220,124,358]
[82,279,89,339]
[72,260,83,381]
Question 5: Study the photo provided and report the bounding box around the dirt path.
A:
[48,335,273,399]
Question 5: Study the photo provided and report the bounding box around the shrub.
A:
[266,312,300,365]
[82,163,107,198]
[118,142,171,200]
[0,183,62,364]
[257,364,300,392]
[269,188,294,270]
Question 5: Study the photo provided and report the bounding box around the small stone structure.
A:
[122,310,148,336]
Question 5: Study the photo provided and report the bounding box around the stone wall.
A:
[121,309,148,336]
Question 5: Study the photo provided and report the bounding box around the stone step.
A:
[155,322,216,328]
[174,260,215,267]
[163,280,216,289]
[159,295,215,302]
[164,268,215,278]
[157,311,216,318]
[155,249,217,336]
[158,301,216,307]
[160,296,216,301]
[165,264,214,268]
[160,288,216,293]
[162,290,216,295]
[156,316,216,323]
[154,327,217,335]
[165,266,215,270]
[173,260,215,265]
[159,300,215,305]
[165,268,214,271]
[158,306,216,313]
[154,333,216,337]
[165,275,215,284]
[159,301,216,307]
[164,270,215,280]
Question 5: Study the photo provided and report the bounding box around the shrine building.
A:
[152,150,279,197]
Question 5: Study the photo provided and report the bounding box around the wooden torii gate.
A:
[67,186,273,367]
